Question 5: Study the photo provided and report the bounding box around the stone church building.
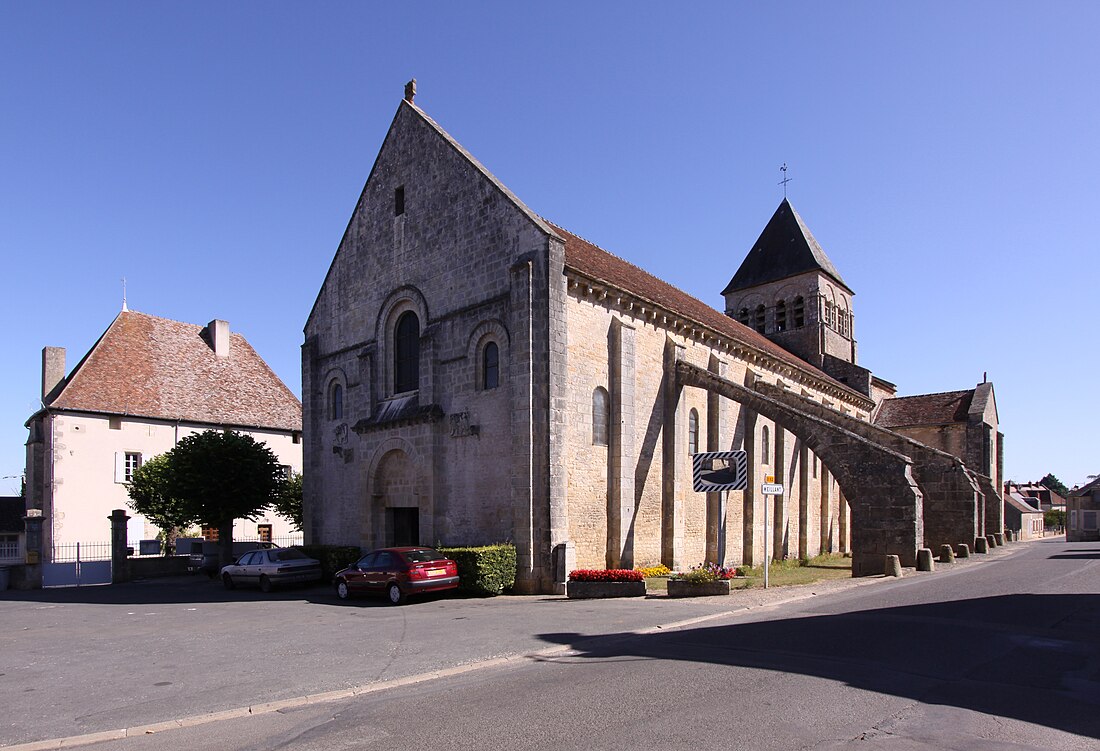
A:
[303,87,1003,593]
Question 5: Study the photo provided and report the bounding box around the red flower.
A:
[568,569,644,582]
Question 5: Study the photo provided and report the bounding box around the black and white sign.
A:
[761,483,784,495]
[692,450,748,492]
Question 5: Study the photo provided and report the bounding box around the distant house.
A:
[0,496,23,564]
[24,311,303,558]
[1068,477,1100,542]
[1010,482,1067,514]
[1003,490,1044,541]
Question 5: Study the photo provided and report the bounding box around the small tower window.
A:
[775,300,787,332]
[688,409,699,455]
[793,297,805,328]
[592,387,610,446]
[395,186,405,216]
[754,305,766,334]
[483,341,499,390]
[738,308,750,326]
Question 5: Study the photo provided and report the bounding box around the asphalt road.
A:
[2,536,1097,750]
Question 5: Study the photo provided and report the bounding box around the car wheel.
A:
[222,573,235,590]
[259,575,273,593]
[387,582,406,605]
[335,579,351,600]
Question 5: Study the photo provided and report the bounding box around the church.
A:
[302,85,1003,593]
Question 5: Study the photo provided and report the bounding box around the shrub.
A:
[298,545,362,581]
[569,569,644,582]
[438,544,517,595]
[635,564,672,578]
[670,562,737,583]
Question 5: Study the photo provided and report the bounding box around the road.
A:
[2,537,1097,750]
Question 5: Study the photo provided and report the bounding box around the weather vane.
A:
[121,277,128,312]
[778,163,792,198]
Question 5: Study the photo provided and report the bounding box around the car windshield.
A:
[270,549,309,562]
[401,548,445,563]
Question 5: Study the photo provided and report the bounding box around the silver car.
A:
[220,548,323,592]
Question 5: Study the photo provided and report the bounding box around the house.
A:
[1009,481,1066,513]
[24,310,303,561]
[1003,490,1044,541]
[0,496,24,566]
[302,85,1006,592]
[1067,477,1100,542]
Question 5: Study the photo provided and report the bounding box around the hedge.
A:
[298,544,362,581]
[437,543,517,595]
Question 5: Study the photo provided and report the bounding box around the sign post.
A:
[761,476,784,589]
[691,451,748,568]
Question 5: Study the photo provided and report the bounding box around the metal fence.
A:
[51,541,113,563]
[0,540,20,561]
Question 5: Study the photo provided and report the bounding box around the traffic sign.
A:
[761,483,784,495]
[691,451,748,492]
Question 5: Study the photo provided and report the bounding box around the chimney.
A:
[42,347,66,400]
[208,320,230,358]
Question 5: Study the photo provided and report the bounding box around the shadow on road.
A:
[0,575,462,608]
[537,593,1100,740]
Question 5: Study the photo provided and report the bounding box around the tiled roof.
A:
[1006,492,1043,514]
[874,390,974,428]
[554,223,860,397]
[45,311,301,432]
[722,198,850,295]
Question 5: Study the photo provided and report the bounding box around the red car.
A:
[334,547,460,605]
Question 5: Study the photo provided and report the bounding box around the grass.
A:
[644,553,851,593]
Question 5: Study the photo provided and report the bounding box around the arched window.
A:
[738,307,750,325]
[592,387,609,446]
[775,300,787,332]
[482,341,499,390]
[688,409,699,455]
[754,304,766,333]
[761,425,770,464]
[394,311,420,393]
[329,382,343,421]
[793,297,805,328]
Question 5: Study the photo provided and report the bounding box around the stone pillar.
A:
[838,486,849,554]
[110,509,130,584]
[21,512,45,589]
[820,465,832,554]
[742,409,758,567]
[509,259,536,590]
[798,442,810,560]
[661,337,686,570]
[706,355,728,565]
[607,318,636,569]
[773,425,786,560]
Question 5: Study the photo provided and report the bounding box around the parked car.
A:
[334,547,459,605]
[220,547,323,592]
[188,540,278,578]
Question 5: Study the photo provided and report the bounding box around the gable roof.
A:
[1071,476,1100,498]
[874,389,974,428]
[1005,491,1043,514]
[40,311,301,432]
[722,198,850,295]
[554,223,865,400]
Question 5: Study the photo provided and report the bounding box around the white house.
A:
[24,310,303,557]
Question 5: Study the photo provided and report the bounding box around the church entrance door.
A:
[387,507,419,547]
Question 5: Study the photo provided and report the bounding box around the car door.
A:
[237,551,260,585]
[365,552,396,593]
[344,553,376,594]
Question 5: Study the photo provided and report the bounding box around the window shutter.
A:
[114,452,126,483]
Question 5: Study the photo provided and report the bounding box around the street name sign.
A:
[761,483,784,495]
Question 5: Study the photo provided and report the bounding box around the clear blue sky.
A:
[2,2,1096,495]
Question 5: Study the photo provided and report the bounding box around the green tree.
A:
[1040,473,1070,497]
[167,430,284,569]
[1044,509,1066,531]
[126,453,192,554]
[271,471,303,531]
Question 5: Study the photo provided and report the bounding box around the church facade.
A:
[303,89,1002,593]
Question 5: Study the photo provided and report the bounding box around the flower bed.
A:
[667,579,733,597]
[567,569,646,599]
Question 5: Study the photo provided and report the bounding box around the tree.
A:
[1040,473,1070,497]
[167,430,284,569]
[271,471,303,531]
[126,454,192,554]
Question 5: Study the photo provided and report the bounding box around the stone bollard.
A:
[975,536,989,554]
[956,543,971,558]
[994,533,1005,546]
[939,544,956,563]
[885,555,903,577]
[916,548,935,572]
[987,534,997,549]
